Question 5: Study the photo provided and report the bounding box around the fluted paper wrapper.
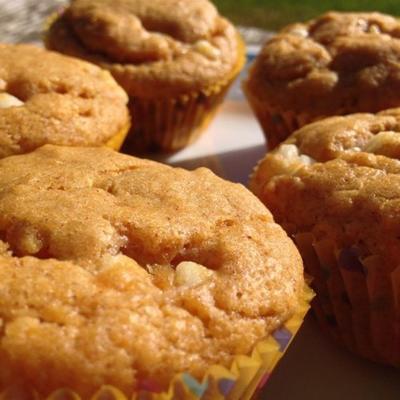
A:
[0,287,312,400]
[124,83,231,153]
[294,232,400,366]
[123,39,246,153]
[104,122,131,151]
[243,90,316,150]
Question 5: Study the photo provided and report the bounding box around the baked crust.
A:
[245,12,400,116]
[250,108,400,270]
[0,145,304,397]
[46,0,241,97]
[0,43,129,158]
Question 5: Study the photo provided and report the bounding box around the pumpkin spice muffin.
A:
[250,108,400,366]
[0,145,309,399]
[244,12,400,149]
[0,43,130,158]
[45,0,245,152]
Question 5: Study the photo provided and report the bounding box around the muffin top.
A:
[0,145,303,397]
[250,108,400,268]
[46,0,242,97]
[245,12,400,115]
[0,44,129,159]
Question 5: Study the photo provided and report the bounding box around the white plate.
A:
[154,98,267,185]
[150,66,400,400]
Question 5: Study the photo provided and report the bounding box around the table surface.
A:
[1,1,400,398]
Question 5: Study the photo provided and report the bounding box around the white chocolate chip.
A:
[368,24,381,34]
[299,154,315,165]
[0,93,23,108]
[194,40,221,60]
[277,144,300,160]
[15,225,43,255]
[277,144,315,165]
[175,261,214,287]
[289,27,308,37]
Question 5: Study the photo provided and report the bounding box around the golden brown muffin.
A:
[0,43,130,158]
[45,0,245,152]
[244,12,400,149]
[250,108,400,366]
[0,145,306,398]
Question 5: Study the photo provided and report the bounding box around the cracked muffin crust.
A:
[250,109,400,365]
[45,0,245,152]
[0,145,304,397]
[0,44,130,158]
[244,12,400,148]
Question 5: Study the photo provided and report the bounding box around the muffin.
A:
[0,144,310,399]
[244,11,400,149]
[45,0,245,153]
[0,43,130,158]
[250,108,400,366]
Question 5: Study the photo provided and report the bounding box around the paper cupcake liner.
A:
[123,83,231,153]
[0,287,312,400]
[243,91,316,150]
[123,40,245,154]
[243,85,395,151]
[294,232,400,366]
[104,121,131,151]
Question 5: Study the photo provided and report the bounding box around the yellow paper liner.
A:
[122,37,246,153]
[104,121,131,151]
[0,287,312,400]
[294,232,400,366]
